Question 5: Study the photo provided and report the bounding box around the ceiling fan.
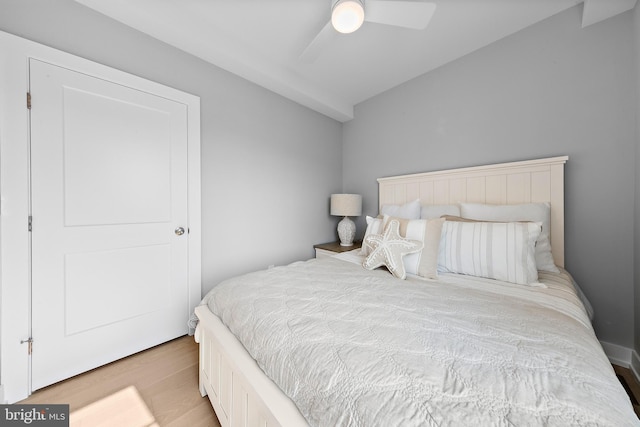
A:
[300,0,437,62]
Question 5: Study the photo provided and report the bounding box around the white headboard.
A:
[378,156,568,267]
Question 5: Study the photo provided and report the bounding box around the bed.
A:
[193,156,640,426]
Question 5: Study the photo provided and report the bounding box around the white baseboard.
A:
[631,351,640,384]
[600,340,633,367]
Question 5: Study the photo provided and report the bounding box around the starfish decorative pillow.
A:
[362,219,424,280]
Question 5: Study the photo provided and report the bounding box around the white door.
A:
[29,58,190,390]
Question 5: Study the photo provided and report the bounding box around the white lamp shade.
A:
[331,0,365,34]
[330,194,362,217]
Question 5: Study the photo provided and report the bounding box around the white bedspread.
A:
[201,255,639,427]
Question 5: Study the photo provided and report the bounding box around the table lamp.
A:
[330,194,362,246]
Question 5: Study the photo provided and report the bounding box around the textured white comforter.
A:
[201,255,639,427]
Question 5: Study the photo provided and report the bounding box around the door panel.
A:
[30,58,189,390]
[64,244,172,335]
[62,86,172,226]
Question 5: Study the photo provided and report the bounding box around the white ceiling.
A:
[74,0,636,122]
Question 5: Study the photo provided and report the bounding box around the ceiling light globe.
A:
[331,0,365,34]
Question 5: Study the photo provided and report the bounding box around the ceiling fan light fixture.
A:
[331,0,365,34]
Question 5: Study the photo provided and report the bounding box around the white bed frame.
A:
[195,156,569,427]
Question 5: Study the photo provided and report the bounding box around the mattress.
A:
[198,253,638,427]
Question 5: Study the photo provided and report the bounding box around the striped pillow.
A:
[382,215,445,279]
[459,202,558,273]
[439,220,542,285]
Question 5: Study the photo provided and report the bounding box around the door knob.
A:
[175,227,185,236]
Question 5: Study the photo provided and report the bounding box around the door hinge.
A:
[27,92,31,110]
[21,337,33,355]
[28,215,32,232]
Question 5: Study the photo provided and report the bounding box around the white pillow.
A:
[439,220,542,285]
[361,216,384,256]
[382,215,445,279]
[380,199,420,219]
[459,202,559,273]
[420,204,460,219]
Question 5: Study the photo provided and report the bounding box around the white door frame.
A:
[0,30,202,403]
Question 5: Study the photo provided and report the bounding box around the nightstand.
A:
[313,241,362,259]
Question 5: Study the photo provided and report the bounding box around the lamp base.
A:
[337,216,356,246]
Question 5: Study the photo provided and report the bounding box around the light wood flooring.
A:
[20,335,220,427]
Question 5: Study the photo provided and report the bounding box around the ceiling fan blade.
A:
[299,21,335,63]
[364,0,436,29]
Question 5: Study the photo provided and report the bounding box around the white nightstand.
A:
[313,241,362,259]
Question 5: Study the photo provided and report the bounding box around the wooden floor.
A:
[614,364,640,418]
[20,335,220,427]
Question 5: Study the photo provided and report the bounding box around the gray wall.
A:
[0,0,343,296]
[634,2,640,360]
[344,5,637,348]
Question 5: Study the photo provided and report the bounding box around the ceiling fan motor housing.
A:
[331,0,365,34]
